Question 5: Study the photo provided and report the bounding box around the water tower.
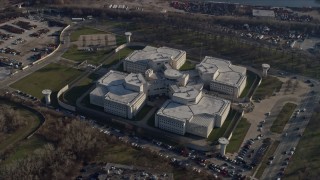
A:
[125,32,132,43]
[218,137,229,156]
[262,64,270,77]
[42,89,52,105]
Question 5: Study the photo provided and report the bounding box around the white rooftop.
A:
[94,70,145,105]
[170,85,201,102]
[125,73,146,87]
[125,46,186,64]
[199,56,246,87]
[157,95,230,124]
[98,70,127,87]
[218,137,229,145]
[252,9,275,17]
[105,85,141,105]
[164,69,183,80]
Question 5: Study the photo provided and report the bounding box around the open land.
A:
[226,118,251,153]
[0,100,41,154]
[285,111,320,179]
[270,103,297,133]
[10,63,83,100]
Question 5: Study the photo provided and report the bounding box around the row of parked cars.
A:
[15,90,38,101]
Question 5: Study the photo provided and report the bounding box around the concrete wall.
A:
[32,25,71,65]
[57,84,76,111]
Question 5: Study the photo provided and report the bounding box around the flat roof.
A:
[164,69,183,80]
[98,70,127,87]
[125,73,146,87]
[199,56,246,87]
[125,46,186,64]
[170,85,201,102]
[90,86,109,97]
[93,70,144,105]
[105,85,141,105]
[252,9,275,17]
[157,95,230,124]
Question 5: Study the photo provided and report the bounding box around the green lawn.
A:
[135,105,153,121]
[63,73,100,106]
[0,100,42,154]
[207,110,237,142]
[11,63,83,100]
[1,135,46,165]
[285,112,320,179]
[179,60,196,71]
[226,118,251,153]
[253,76,283,100]
[240,70,257,98]
[270,103,297,133]
[70,27,107,42]
[62,45,112,65]
[255,140,280,178]
[116,35,127,45]
[103,47,136,68]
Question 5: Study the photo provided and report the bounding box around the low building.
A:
[252,9,275,18]
[90,70,147,119]
[155,85,230,138]
[196,56,247,98]
[123,46,186,73]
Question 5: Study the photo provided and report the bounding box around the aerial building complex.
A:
[197,56,247,98]
[123,46,186,73]
[89,46,247,138]
[90,70,147,119]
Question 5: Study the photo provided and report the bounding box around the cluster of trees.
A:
[0,100,215,180]
[0,104,27,133]
[1,114,106,179]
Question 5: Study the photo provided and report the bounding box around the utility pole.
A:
[200,42,203,61]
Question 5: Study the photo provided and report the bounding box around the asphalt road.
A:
[261,88,320,179]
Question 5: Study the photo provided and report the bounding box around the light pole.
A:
[200,42,203,61]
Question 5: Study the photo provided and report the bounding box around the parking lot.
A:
[0,16,63,71]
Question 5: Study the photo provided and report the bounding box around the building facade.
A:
[89,70,147,119]
[197,56,247,98]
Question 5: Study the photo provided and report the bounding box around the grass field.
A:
[207,110,237,142]
[135,105,153,121]
[270,103,297,133]
[62,45,112,65]
[70,27,106,42]
[226,118,251,153]
[95,143,204,180]
[179,60,196,71]
[102,47,137,67]
[1,135,46,165]
[11,63,83,100]
[255,140,280,178]
[285,112,320,179]
[240,71,257,98]
[253,76,283,100]
[147,114,156,127]
[0,100,41,154]
[63,73,101,106]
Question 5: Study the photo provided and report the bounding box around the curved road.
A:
[0,24,74,89]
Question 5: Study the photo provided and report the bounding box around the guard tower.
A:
[42,89,52,105]
[125,32,132,43]
[218,137,229,156]
[262,64,270,77]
